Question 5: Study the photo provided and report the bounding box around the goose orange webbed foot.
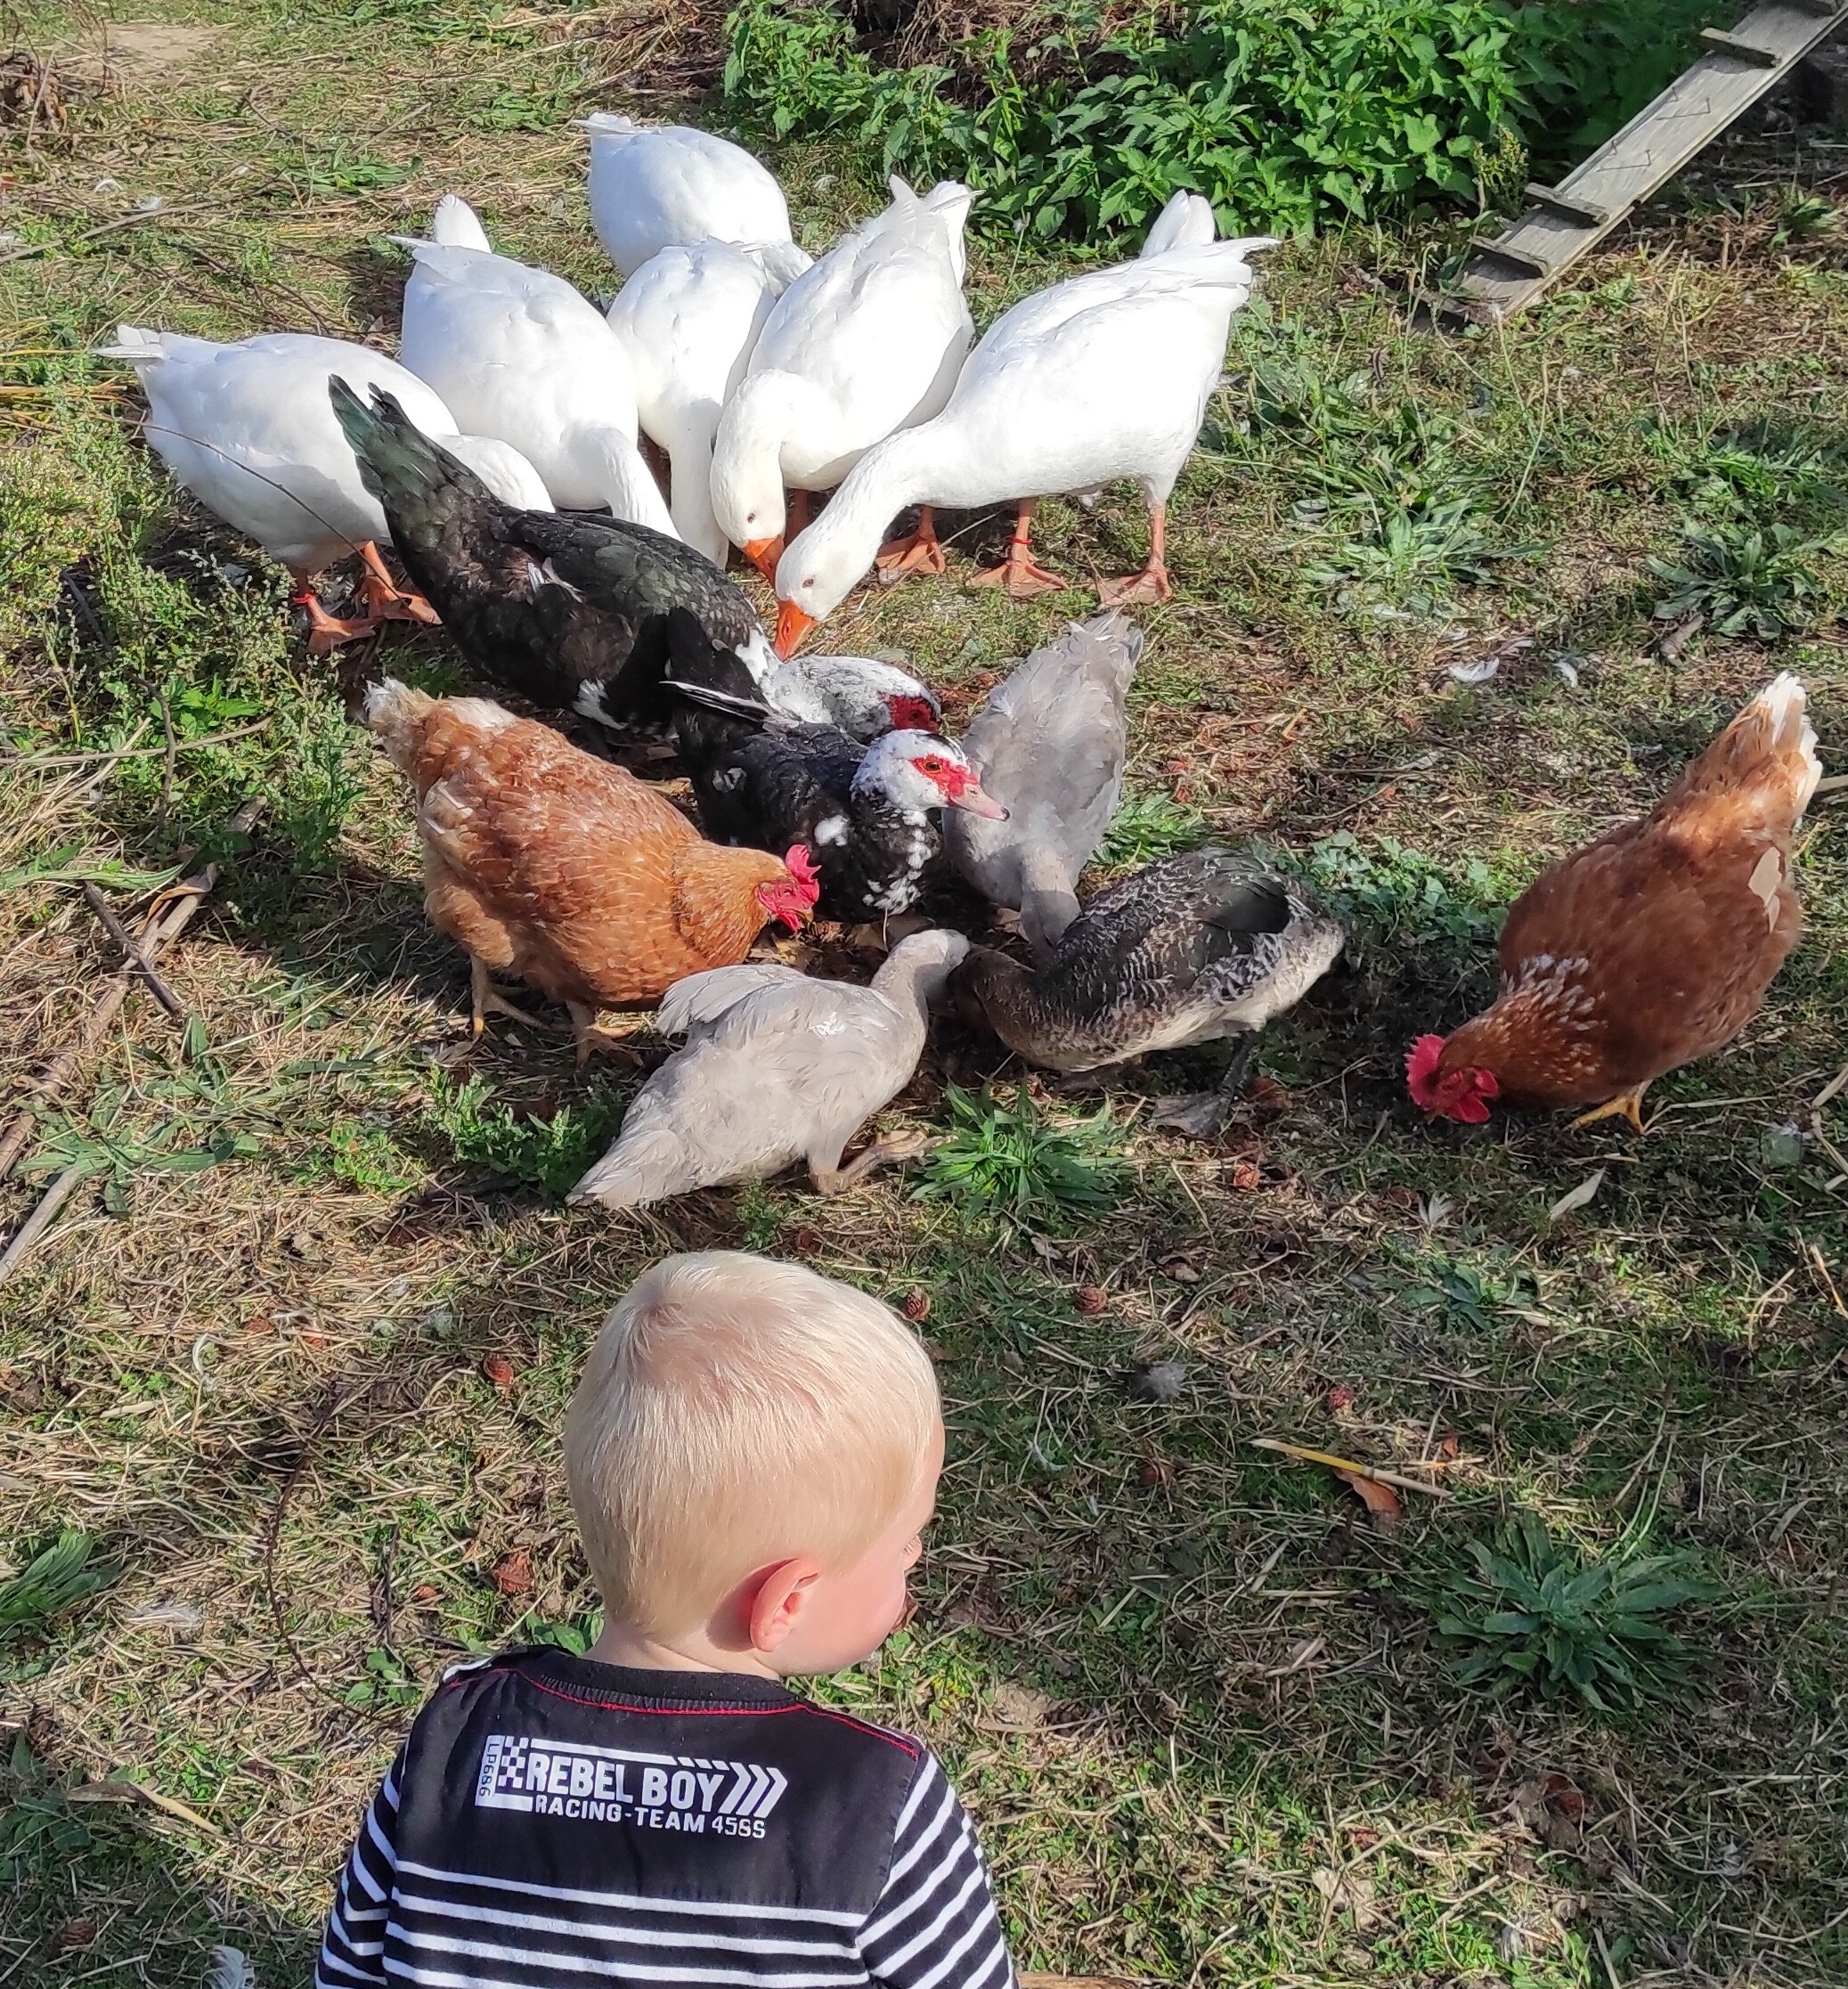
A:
[356,539,441,627]
[1097,501,1171,608]
[875,505,948,583]
[292,586,379,656]
[1096,561,1172,608]
[966,498,1069,599]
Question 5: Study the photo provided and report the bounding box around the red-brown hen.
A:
[366,681,818,1057]
[1409,674,1820,1130]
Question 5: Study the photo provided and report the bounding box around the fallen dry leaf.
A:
[491,1550,533,1598]
[1547,1168,1606,1223]
[1075,1284,1109,1314]
[1227,1157,1262,1192]
[985,1681,1054,1730]
[1313,1864,1383,1930]
[1334,1468,1404,1526]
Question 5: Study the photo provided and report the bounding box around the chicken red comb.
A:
[783,844,822,902]
[1405,1033,1446,1107]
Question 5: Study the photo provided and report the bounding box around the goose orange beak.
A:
[774,599,816,658]
[742,536,784,583]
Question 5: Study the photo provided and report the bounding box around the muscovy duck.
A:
[661,608,1004,920]
[955,848,1343,1134]
[569,929,969,1208]
[944,611,1140,959]
[330,380,770,725]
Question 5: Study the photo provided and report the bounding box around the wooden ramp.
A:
[1432,0,1848,321]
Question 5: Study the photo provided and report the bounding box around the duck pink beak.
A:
[947,779,1007,820]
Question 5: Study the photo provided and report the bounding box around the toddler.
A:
[318,1251,1014,1989]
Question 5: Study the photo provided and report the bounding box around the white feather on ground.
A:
[570,931,968,1208]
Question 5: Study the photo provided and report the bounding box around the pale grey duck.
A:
[944,610,1140,961]
[956,847,1344,1133]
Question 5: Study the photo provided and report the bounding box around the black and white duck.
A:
[662,608,1004,921]
[331,379,765,727]
[955,847,1344,1134]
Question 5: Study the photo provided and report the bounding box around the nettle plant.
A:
[725,0,1725,245]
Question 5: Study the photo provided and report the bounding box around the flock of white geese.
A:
[102,115,1276,657]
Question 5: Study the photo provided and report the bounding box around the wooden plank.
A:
[1428,0,1848,322]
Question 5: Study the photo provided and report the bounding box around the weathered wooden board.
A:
[1431,0,1848,321]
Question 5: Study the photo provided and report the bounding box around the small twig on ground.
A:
[1252,1437,1450,1498]
[9,717,273,768]
[80,881,185,1017]
[0,795,262,1181]
[0,1160,89,1284]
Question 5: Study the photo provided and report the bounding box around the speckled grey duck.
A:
[957,848,1344,1129]
[330,379,767,727]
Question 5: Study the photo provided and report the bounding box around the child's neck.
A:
[588,1615,783,1682]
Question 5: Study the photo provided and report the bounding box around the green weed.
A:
[918,1084,1122,1231]
[343,1646,424,1710]
[425,1074,627,1202]
[1100,787,1208,866]
[0,1531,120,1652]
[0,1742,94,1882]
[1432,1512,1712,1713]
[1294,832,1502,953]
[726,0,1722,242]
[1649,521,1831,639]
[317,1119,425,1196]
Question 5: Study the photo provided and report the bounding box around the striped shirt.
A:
[317,1647,1015,1989]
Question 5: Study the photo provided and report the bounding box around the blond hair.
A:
[564,1251,940,1635]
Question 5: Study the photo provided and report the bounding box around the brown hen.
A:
[366,681,818,1056]
[1409,673,1820,1129]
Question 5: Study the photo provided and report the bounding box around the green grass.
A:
[2,4,1846,1986]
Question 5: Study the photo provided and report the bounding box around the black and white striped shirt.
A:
[317,1647,1015,1989]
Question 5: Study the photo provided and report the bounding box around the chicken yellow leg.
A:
[470,958,551,1037]
[1571,1083,1650,1135]
[566,1002,644,1065]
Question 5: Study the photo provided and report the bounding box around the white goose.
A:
[606,240,789,565]
[710,177,974,582]
[769,217,1274,653]
[395,197,677,536]
[579,114,811,282]
[98,326,551,651]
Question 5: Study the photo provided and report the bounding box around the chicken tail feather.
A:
[1655,672,1820,846]
[567,1121,695,1211]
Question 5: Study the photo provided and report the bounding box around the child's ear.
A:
[746,1556,822,1652]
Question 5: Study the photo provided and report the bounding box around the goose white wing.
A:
[102,329,460,570]
[581,115,799,275]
